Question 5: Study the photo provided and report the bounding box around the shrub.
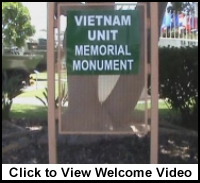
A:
[2,71,25,120]
[159,46,198,129]
[35,84,68,108]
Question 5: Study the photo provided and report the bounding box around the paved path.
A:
[13,97,45,106]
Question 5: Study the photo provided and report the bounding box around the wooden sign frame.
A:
[47,2,159,164]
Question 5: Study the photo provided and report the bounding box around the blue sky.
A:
[22,2,47,39]
[22,2,69,39]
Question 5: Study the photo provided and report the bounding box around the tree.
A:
[168,2,196,13]
[2,2,36,48]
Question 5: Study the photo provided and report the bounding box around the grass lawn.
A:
[133,100,179,123]
[30,72,50,80]
[10,100,174,122]
[135,99,169,110]
[19,88,47,98]
[18,71,67,99]
[30,71,65,80]
[18,81,60,99]
[11,104,47,121]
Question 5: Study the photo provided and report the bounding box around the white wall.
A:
[159,38,198,48]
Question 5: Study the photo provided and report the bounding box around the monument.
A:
[55,2,147,134]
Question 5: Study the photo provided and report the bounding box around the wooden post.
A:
[150,2,159,164]
[47,2,57,164]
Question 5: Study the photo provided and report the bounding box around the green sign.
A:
[66,10,140,75]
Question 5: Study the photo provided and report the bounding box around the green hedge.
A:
[159,46,198,130]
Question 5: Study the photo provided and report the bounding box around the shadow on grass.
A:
[3,104,198,164]
[10,103,197,132]
[159,108,181,123]
[10,104,47,121]
[10,104,179,126]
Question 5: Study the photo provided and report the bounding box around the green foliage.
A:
[2,71,25,120]
[159,46,198,129]
[168,2,184,12]
[35,84,68,108]
[11,104,47,121]
[168,2,195,13]
[35,88,48,107]
[2,2,36,48]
